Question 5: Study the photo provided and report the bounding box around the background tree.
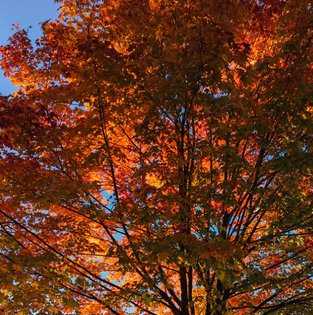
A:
[0,0,312,314]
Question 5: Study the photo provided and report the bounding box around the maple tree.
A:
[0,0,312,314]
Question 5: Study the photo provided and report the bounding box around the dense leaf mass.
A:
[0,0,312,314]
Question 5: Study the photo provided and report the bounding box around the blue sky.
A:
[0,0,58,94]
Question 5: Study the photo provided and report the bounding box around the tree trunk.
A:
[205,279,227,315]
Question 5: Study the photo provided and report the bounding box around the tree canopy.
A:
[0,0,313,314]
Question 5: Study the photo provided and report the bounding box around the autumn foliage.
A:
[0,0,313,314]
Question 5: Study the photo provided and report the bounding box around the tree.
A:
[0,0,312,313]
